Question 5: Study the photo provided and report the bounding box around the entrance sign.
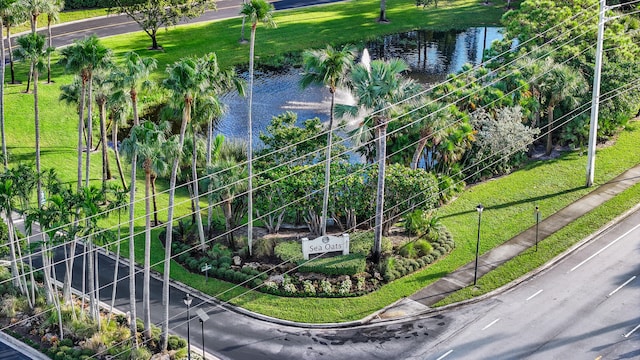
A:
[302,234,350,260]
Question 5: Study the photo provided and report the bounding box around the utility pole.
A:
[586,0,606,187]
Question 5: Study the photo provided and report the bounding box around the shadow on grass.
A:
[439,185,585,220]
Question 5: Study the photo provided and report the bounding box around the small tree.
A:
[113,0,214,50]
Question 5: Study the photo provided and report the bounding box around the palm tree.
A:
[58,35,112,190]
[45,0,62,83]
[122,120,171,339]
[92,69,114,187]
[19,0,53,93]
[340,58,419,263]
[105,183,127,323]
[107,85,131,190]
[239,0,275,255]
[119,123,141,347]
[0,0,20,168]
[539,63,586,155]
[409,102,451,170]
[3,0,26,86]
[160,57,203,351]
[13,32,54,209]
[301,44,356,237]
[116,51,157,126]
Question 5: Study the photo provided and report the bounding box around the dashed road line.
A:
[608,276,636,297]
[526,289,543,301]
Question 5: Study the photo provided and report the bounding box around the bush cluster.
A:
[64,0,111,10]
[297,254,366,276]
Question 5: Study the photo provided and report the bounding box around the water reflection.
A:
[218,27,505,143]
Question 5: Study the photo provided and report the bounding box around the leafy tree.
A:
[240,0,275,255]
[113,0,214,50]
[339,58,419,263]
[301,44,356,236]
[208,157,247,248]
[465,106,539,182]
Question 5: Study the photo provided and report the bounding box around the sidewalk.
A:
[373,164,640,321]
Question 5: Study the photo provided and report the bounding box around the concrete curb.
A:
[0,329,51,360]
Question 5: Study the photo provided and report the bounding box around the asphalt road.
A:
[5,0,345,50]
[419,207,640,360]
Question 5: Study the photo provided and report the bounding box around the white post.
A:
[586,0,606,187]
[342,234,350,256]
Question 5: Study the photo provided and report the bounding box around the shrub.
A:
[224,269,236,281]
[414,239,433,257]
[319,279,333,294]
[274,241,303,262]
[283,283,298,295]
[254,238,278,258]
[437,246,447,255]
[356,275,366,292]
[167,335,186,350]
[302,280,316,295]
[263,281,278,292]
[297,254,366,276]
[350,232,393,256]
[338,277,352,296]
[404,209,429,236]
[399,242,418,259]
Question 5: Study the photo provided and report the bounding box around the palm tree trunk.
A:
[410,134,429,170]
[99,102,111,187]
[0,17,6,169]
[78,81,87,192]
[87,239,97,320]
[112,121,127,190]
[128,153,138,348]
[143,166,152,339]
[108,212,121,324]
[320,92,336,236]
[34,68,42,208]
[85,77,94,187]
[545,105,554,156]
[247,25,257,256]
[47,20,52,84]
[191,129,206,250]
[5,210,22,289]
[206,118,213,236]
[378,0,388,22]
[151,173,159,225]
[131,90,139,126]
[372,119,388,263]
[161,105,190,351]
[7,25,16,85]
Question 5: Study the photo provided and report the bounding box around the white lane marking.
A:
[608,276,636,297]
[482,318,500,330]
[526,289,544,301]
[624,323,640,338]
[569,223,640,273]
[436,350,453,360]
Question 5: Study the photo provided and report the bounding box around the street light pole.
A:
[474,204,483,286]
[200,319,205,360]
[535,206,540,252]
[183,294,192,360]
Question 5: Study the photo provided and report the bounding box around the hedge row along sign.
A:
[302,234,350,260]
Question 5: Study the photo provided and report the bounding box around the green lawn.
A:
[8,0,640,323]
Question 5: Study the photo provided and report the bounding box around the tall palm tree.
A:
[122,120,171,339]
[119,123,141,347]
[239,0,275,255]
[92,69,114,187]
[105,183,127,323]
[160,57,203,351]
[106,84,131,190]
[301,44,356,237]
[0,0,20,168]
[45,0,62,83]
[116,51,157,126]
[3,0,25,86]
[19,0,52,93]
[58,35,112,190]
[13,33,53,209]
[340,58,419,263]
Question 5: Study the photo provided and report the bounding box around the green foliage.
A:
[253,237,278,258]
[274,241,304,262]
[297,254,366,276]
[350,232,392,256]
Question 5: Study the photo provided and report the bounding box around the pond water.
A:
[217,27,505,143]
